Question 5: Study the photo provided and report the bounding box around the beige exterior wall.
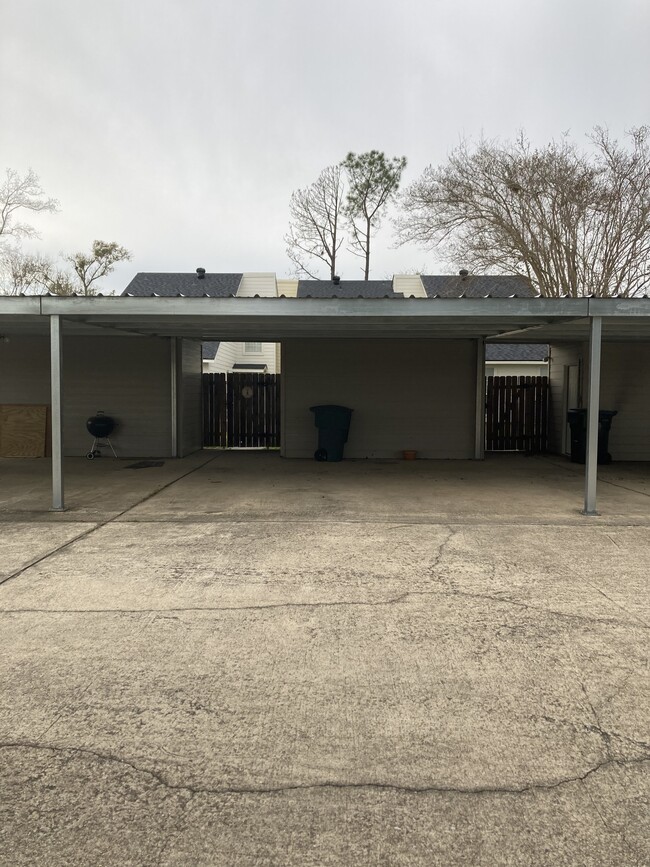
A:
[549,341,650,460]
[548,343,584,455]
[601,343,650,461]
[0,334,179,457]
[282,339,477,459]
[179,339,203,457]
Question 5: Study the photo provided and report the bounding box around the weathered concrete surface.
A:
[0,453,648,865]
[0,451,212,521]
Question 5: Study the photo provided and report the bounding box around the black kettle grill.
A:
[86,411,118,459]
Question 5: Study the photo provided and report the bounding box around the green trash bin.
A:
[309,405,353,462]
[567,408,617,464]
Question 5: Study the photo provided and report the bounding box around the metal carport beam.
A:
[583,316,602,516]
[50,314,65,511]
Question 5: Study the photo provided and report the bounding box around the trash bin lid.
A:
[309,405,353,413]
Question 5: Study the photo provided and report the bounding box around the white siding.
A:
[282,339,477,459]
[237,273,278,297]
[180,339,202,456]
[240,342,276,371]
[0,335,173,457]
[205,342,239,373]
[393,275,427,297]
[204,341,277,373]
[486,362,549,377]
[277,279,299,297]
[203,273,281,372]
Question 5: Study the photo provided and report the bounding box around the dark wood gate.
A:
[485,376,549,453]
[202,372,281,448]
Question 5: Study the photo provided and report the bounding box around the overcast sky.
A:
[2,0,649,293]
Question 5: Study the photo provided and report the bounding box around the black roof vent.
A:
[196,267,206,279]
[332,275,341,285]
[459,269,469,279]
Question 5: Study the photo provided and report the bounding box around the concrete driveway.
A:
[1,452,648,866]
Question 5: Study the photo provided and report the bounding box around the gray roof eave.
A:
[5,296,650,343]
[38,295,591,318]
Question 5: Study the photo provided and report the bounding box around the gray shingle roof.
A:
[422,275,535,298]
[202,341,220,360]
[485,344,549,361]
[297,280,397,298]
[123,273,242,297]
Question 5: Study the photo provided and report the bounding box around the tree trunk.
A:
[364,217,371,280]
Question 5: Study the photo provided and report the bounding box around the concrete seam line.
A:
[0,454,220,589]
[0,742,648,797]
[108,517,650,528]
[539,456,650,499]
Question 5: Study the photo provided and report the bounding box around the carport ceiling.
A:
[2,295,650,342]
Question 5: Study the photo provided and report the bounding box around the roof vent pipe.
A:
[196,267,206,279]
[332,275,341,285]
[459,269,469,279]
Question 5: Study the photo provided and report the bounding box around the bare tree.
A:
[0,248,78,296]
[0,249,52,295]
[342,151,407,280]
[395,128,650,297]
[285,165,345,280]
[67,240,131,295]
[0,168,58,243]
[43,268,77,296]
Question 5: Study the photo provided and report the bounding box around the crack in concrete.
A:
[586,583,650,629]
[1,741,648,799]
[427,526,456,578]
[538,714,650,755]
[578,679,613,761]
[595,668,645,711]
[580,778,647,865]
[2,585,648,630]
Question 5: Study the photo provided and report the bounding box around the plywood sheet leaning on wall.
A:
[0,405,48,457]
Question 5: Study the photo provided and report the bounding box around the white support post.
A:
[583,316,602,516]
[170,338,179,457]
[475,337,485,459]
[50,314,65,511]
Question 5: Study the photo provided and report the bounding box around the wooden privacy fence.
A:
[203,372,281,448]
[485,376,549,453]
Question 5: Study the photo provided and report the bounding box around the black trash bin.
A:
[567,408,618,464]
[310,405,353,462]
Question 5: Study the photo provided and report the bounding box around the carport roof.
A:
[2,294,650,342]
